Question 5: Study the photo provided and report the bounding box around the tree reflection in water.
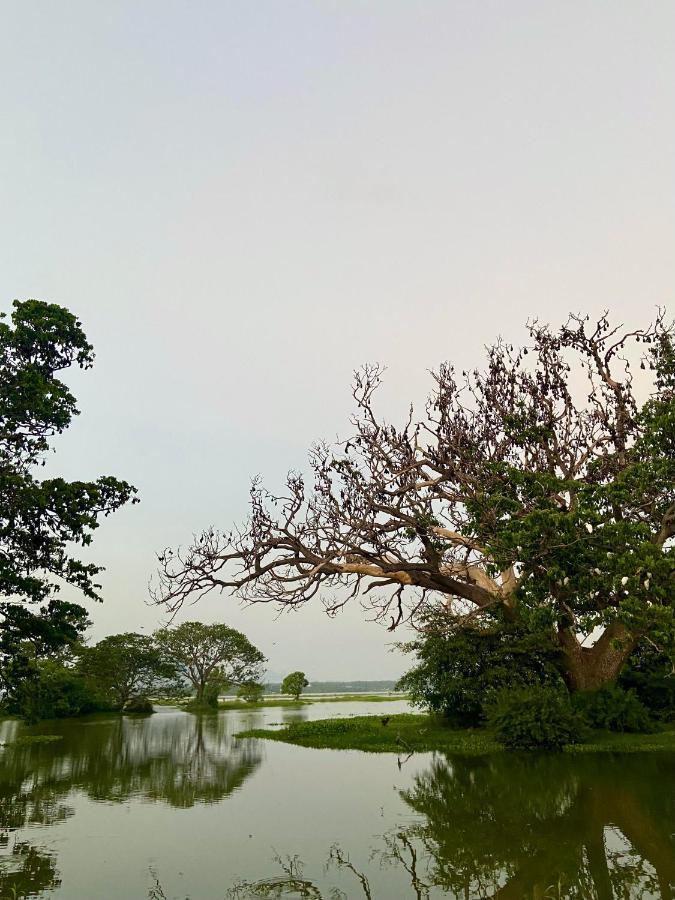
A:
[0,710,261,895]
[398,753,674,899]
[228,753,674,900]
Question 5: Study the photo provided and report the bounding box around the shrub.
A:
[619,643,675,721]
[572,685,655,733]
[397,618,563,727]
[7,660,107,722]
[487,685,583,751]
[237,682,265,703]
[124,696,154,714]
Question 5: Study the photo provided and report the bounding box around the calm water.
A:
[0,701,673,899]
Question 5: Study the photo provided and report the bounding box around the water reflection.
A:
[398,753,675,898]
[0,709,261,895]
[231,753,674,900]
[0,707,673,899]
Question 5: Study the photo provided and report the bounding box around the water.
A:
[0,701,673,899]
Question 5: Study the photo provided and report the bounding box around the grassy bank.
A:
[236,713,675,754]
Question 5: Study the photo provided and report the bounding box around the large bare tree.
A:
[154,313,674,692]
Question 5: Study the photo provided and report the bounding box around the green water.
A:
[0,702,673,899]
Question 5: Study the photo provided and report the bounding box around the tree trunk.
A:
[557,623,637,693]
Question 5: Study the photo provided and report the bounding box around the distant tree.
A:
[154,622,265,706]
[77,633,177,710]
[237,681,265,703]
[155,312,674,693]
[281,671,309,701]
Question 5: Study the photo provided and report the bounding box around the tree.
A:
[237,681,265,703]
[155,313,674,693]
[0,299,138,605]
[0,599,92,718]
[281,671,309,700]
[77,633,178,709]
[154,621,265,706]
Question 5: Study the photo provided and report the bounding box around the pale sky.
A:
[1,1,673,679]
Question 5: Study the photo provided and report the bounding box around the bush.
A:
[7,660,107,722]
[124,696,154,714]
[572,685,655,733]
[397,619,563,727]
[237,681,265,703]
[487,685,583,751]
[619,643,675,721]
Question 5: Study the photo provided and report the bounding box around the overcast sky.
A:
[1,1,673,679]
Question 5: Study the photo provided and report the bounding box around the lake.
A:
[1,701,673,898]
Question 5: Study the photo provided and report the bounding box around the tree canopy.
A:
[0,299,138,604]
[155,313,674,692]
[77,633,178,709]
[154,621,265,704]
[281,671,309,700]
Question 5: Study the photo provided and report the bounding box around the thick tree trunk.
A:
[557,623,637,693]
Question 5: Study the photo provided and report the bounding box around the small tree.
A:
[281,671,309,701]
[154,621,265,706]
[237,681,265,703]
[78,633,177,709]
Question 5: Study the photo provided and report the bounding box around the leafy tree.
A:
[237,681,265,703]
[0,299,137,604]
[155,313,674,692]
[0,599,92,717]
[77,633,178,710]
[397,615,562,725]
[154,621,265,706]
[280,671,309,701]
[5,658,104,722]
[0,299,137,715]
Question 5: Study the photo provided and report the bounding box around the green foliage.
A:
[397,618,562,726]
[0,600,92,720]
[280,671,309,700]
[487,685,584,751]
[5,660,107,723]
[572,686,655,733]
[77,633,177,710]
[123,696,154,714]
[0,299,137,605]
[236,681,264,703]
[154,621,265,704]
[619,642,675,721]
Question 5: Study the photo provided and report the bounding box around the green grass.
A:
[236,713,675,754]
[237,713,500,753]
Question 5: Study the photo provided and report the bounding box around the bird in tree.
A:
[281,671,309,700]
[154,312,674,694]
[153,621,265,707]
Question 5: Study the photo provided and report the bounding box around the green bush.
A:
[237,681,265,703]
[397,619,563,727]
[619,643,675,721]
[487,685,583,751]
[572,686,655,733]
[124,696,154,714]
[8,660,107,722]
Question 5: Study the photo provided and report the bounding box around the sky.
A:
[1,1,674,680]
